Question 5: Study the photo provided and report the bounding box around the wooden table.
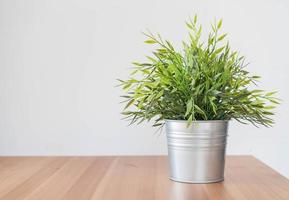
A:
[0,156,288,200]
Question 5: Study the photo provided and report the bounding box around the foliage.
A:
[118,15,279,128]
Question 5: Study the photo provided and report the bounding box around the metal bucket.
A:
[165,120,228,184]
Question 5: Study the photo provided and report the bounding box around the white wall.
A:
[0,0,288,178]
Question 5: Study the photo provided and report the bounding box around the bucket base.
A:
[169,177,224,184]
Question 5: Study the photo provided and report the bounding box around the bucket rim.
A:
[165,119,230,123]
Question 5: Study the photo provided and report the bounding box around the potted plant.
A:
[118,15,279,183]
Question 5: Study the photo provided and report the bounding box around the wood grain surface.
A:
[0,156,288,200]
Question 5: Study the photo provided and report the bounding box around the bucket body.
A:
[165,120,228,183]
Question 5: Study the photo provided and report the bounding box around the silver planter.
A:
[165,120,228,184]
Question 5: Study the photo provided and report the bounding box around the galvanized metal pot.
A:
[165,120,228,184]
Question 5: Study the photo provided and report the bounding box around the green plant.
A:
[118,15,279,128]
